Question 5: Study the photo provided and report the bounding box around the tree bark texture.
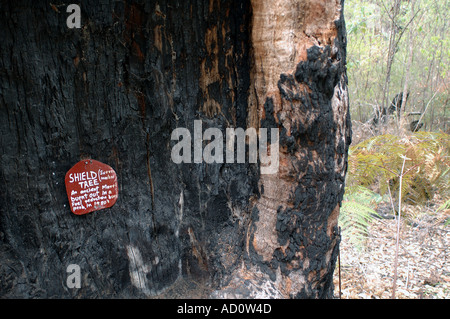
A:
[0,0,350,298]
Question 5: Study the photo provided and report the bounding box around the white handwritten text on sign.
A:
[65,159,118,215]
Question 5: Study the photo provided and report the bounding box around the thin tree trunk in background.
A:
[381,0,401,113]
[400,0,416,119]
[0,0,350,298]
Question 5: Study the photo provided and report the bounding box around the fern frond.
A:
[339,186,382,249]
[346,131,450,205]
[340,200,379,249]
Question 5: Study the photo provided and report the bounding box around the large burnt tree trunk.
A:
[0,0,350,298]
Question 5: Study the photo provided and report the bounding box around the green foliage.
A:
[437,199,450,226]
[347,132,450,203]
[345,0,450,129]
[438,198,450,212]
[339,186,382,249]
[340,131,450,247]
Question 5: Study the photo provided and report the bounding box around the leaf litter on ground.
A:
[334,193,449,299]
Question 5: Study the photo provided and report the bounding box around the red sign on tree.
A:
[65,159,119,215]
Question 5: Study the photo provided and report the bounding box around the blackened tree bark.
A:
[0,0,350,298]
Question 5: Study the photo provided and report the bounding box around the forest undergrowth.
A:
[334,121,449,299]
[334,193,449,299]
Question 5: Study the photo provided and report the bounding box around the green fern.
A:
[438,198,450,211]
[340,132,450,247]
[347,132,450,204]
[339,186,382,249]
[437,199,450,226]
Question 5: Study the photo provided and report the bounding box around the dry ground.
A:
[333,196,449,299]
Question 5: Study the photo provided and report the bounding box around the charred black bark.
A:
[0,0,350,298]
